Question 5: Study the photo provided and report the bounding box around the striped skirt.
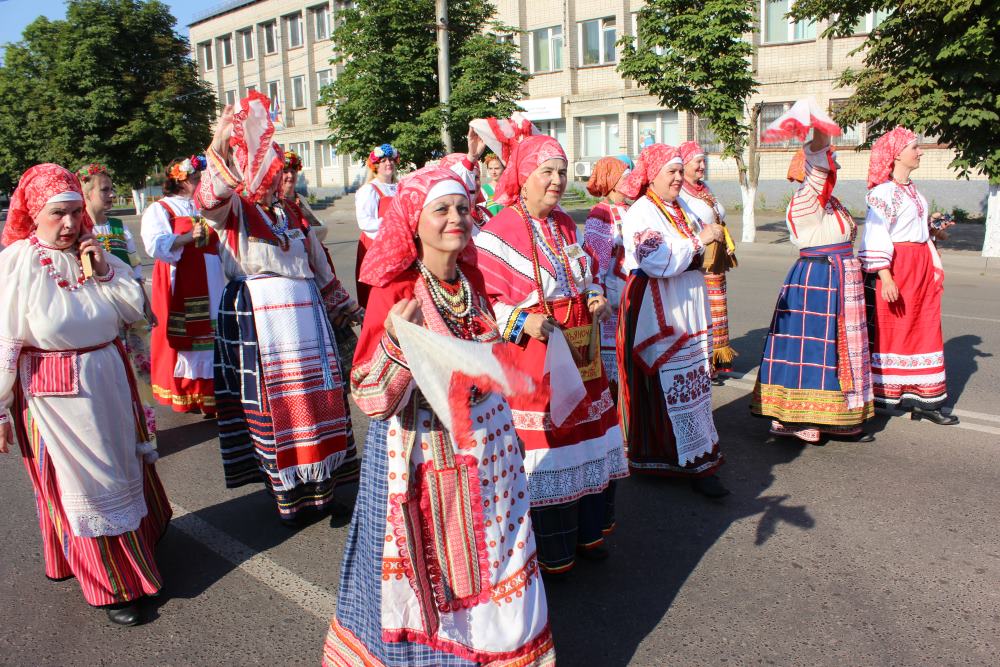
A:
[16,404,170,607]
[704,272,736,374]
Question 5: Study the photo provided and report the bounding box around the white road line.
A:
[169,503,337,620]
[951,408,1000,424]
[942,313,1000,323]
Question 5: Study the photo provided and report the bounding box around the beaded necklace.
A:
[257,200,291,251]
[416,261,491,341]
[892,179,925,223]
[647,189,698,241]
[513,197,578,326]
[683,181,721,225]
[30,234,89,291]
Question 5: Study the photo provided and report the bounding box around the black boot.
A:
[105,602,141,626]
[691,474,730,498]
[910,407,959,425]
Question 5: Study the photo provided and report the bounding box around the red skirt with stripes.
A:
[15,403,171,607]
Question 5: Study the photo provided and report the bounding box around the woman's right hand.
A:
[523,313,555,342]
[192,222,206,244]
[211,104,236,157]
[880,274,899,303]
[698,223,724,246]
[384,298,424,341]
[0,421,12,454]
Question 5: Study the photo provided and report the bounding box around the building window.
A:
[289,142,313,168]
[262,21,277,54]
[200,42,213,71]
[318,140,338,167]
[291,75,306,109]
[267,80,281,106]
[224,90,237,106]
[219,35,233,67]
[240,29,254,60]
[530,26,563,73]
[630,12,665,55]
[632,111,679,153]
[829,99,863,146]
[853,9,891,34]
[245,83,257,94]
[759,102,796,147]
[697,118,723,154]
[581,115,619,158]
[312,6,330,41]
[579,17,616,66]
[286,13,303,48]
[762,1,816,44]
[316,69,332,91]
[333,0,356,28]
[535,119,567,148]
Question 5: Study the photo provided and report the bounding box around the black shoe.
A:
[711,376,725,386]
[105,603,141,627]
[691,474,730,498]
[851,432,876,443]
[577,545,610,562]
[910,407,959,425]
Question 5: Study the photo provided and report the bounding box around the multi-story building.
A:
[189,1,987,210]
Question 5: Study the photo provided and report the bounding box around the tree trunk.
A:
[131,188,146,215]
[983,183,1000,258]
[740,184,757,243]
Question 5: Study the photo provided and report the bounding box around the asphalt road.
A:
[1,201,998,666]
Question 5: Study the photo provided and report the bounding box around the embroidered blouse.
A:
[355,181,398,240]
[859,181,931,272]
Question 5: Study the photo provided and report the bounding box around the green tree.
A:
[0,0,216,210]
[618,0,762,241]
[791,0,1000,257]
[321,0,528,167]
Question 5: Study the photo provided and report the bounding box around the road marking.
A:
[169,503,337,620]
[951,408,1000,424]
[942,313,1000,324]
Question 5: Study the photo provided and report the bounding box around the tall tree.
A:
[321,0,528,166]
[618,0,762,242]
[0,0,216,210]
[791,0,1000,257]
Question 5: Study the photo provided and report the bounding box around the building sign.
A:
[517,97,563,121]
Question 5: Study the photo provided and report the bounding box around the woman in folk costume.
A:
[582,155,633,397]
[438,127,494,233]
[860,127,957,425]
[197,95,363,525]
[474,117,627,575]
[280,150,323,228]
[617,144,729,498]
[141,155,222,417]
[481,152,504,216]
[0,165,170,626]
[751,99,875,443]
[355,143,401,309]
[322,166,555,667]
[678,141,739,386]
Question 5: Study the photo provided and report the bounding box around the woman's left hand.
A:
[77,234,110,277]
[588,295,611,321]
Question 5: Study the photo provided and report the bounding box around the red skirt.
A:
[355,234,373,310]
[150,260,216,414]
[865,241,947,409]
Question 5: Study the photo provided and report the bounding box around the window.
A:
[224,90,237,106]
[318,140,338,167]
[316,69,332,91]
[762,0,815,44]
[286,13,303,48]
[759,102,796,147]
[291,75,306,109]
[245,83,257,94]
[262,21,277,54]
[630,12,665,55]
[535,120,567,148]
[632,111,679,153]
[219,35,233,67]
[240,29,254,60]
[312,6,330,40]
[829,99,863,147]
[530,26,563,73]
[333,0,356,28]
[267,80,281,106]
[697,118,723,154]
[853,9,891,34]
[579,17,616,66]
[200,42,213,71]
[581,115,619,157]
[289,142,313,168]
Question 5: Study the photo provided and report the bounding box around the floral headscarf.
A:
[492,135,567,207]
[586,156,631,198]
[679,141,705,164]
[230,91,284,203]
[2,164,89,246]
[867,126,918,189]
[616,144,682,200]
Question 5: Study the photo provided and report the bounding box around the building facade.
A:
[189,0,988,210]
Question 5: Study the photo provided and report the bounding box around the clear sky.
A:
[0,0,206,48]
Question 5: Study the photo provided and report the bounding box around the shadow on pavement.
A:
[944,334,992,407]
[544,392,814,665]
[155,417,220,458]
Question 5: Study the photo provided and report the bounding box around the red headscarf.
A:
[867,126,918,189]
[358,166,474,288]
[493,135,567,207]
[679,141,705,164]
[2,164,89,247]
[586,156,630,197]
[617,143,681,200]
[230,91,284,203]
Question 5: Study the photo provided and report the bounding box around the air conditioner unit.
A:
[574,161,592,178]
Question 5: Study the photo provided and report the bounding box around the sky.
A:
[0,0,205,48]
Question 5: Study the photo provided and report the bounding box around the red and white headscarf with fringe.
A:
[358,166,473,288]
[492,135,568,208]
[230,91,284,203]
[867,126,918,189]
[469,113,540,166]
[617,143,682,200]
[2,164,89,246]
[763,98,842,144]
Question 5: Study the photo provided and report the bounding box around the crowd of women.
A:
[0,93,958,661]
